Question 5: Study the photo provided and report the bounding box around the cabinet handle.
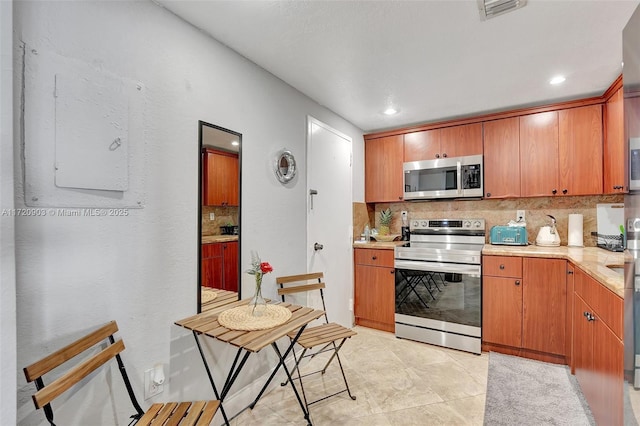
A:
[552,189,558,195]
[372,256,377,260]
[390,269,395,274]
[486,192,492,197]
[562,189,568,194]
[499,264,505,270]
[567,270,573,275]
[443,153,447,158]
[435,154,440,159]
[515,280,520,286]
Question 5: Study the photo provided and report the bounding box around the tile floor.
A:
[231,326,488,425]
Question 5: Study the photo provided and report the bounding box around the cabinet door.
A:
[604,87,626,193]
[482,276,522,347]
[520,111,559,197]
[440,123,483,158]
[558,105,603,196]
[204,150,239,206]
[592,318,623,426]
[522,258,566,355]
[404,130,440,161]
[202,257,223,289]
[573,295,596,405]
[365,135,404,202]
[222,242,238,292]
[221,155,239,206]
[354,264,395,332]
[483,118,520,198]
[565,264,575,369]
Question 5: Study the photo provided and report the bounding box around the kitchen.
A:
[5,1,640,425]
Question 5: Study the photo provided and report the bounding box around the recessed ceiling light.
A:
[549,75,566,85]
[383,107,399,115]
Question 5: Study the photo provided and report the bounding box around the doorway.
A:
[198,121,242,312]
[306,116,353,327]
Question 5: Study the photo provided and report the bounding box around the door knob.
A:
[314,242,324,251]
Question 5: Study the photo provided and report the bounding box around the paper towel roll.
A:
[568,214,584,247]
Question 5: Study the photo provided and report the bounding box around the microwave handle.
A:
[457,161,462,195]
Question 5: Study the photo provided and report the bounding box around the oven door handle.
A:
[394,260,481,275]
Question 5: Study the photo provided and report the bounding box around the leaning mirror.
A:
[274,149,296,183]
[198,121,242,313]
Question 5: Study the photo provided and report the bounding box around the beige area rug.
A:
[484,352,594,425]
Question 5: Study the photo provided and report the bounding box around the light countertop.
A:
[482,245,627,298]
[352,241,406,250]
[202,235,239,244]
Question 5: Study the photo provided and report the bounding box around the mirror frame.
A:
[274,149,297,184]
[197,120,242,313]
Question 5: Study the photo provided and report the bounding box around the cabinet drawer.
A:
[483,256,522,278]
[354,248,394,267]
[202,243,223,259]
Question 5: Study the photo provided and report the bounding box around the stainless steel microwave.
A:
[403,154,483,200]
[631,138,640,191]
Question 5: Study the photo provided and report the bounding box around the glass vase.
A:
[250,275,267,317]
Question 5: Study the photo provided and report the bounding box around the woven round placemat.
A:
[201,289,217,303]
[218,304,292,331]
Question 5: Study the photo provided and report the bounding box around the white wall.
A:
[13,1,363,424]
[1,0,17,425]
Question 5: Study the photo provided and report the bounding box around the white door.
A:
[307,116,353,328]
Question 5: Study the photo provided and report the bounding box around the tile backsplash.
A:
[354,194,624,246]
[202,205,239,236]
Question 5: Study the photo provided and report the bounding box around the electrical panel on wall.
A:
[23,44,146,208]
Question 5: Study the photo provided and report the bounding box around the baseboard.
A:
[482,342,567,365]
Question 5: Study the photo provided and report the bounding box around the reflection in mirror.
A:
[198,121,241,313]
[274,149,296,184]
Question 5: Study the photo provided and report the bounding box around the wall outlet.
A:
[516,210,525,222]
[144,368,164,399]
[209,212,215,221]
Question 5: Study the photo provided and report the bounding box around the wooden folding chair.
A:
[276,272,357,411]
[23,320,219,426]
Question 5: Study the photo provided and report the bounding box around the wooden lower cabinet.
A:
[522,257,567,356]
[483,276,523,347]
[354,248,395,332]
[201,241,238,292]
[573,268,623,425]
[482,256,567,362]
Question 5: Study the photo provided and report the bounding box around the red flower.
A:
[260,262,273,274]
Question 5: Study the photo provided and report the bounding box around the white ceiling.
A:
[157,0,640,133]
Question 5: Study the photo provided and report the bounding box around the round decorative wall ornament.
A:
[274,149,296,184]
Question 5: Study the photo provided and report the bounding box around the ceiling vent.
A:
[477,0,527,20]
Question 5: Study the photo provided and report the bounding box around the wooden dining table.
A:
[175,289,325,425]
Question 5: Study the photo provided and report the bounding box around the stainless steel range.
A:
[394,218,485,354]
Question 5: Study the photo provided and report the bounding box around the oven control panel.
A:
[410,218,485,231]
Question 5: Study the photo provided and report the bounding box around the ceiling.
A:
[157,0,640,133]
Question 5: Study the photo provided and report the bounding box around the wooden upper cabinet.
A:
[439,123,483,157]
[203,149,239,206]
[520,111,559,197]
[483,117,521,198]
[365,135,404,202]
[558,105,603,196]
[404,130,439,162]
[604,87,626,193]
[403,123,482,162]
